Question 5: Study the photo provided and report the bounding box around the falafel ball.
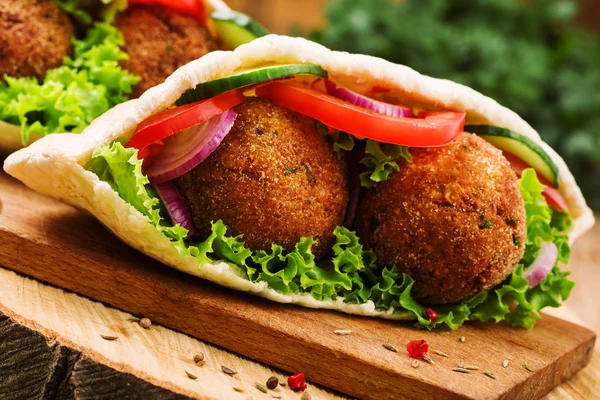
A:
[175,98,349,258]
[0,0,74,81]
[115,5,220,98]
[354,132,526,304]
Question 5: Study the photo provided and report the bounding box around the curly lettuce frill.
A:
[0,23,139,145]
[86,143,574,330]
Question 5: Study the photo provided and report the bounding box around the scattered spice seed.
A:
[255,383,268,394]
[411,360,420,368]
[126,317,140,322]
[484,370,497,380]
[452,368,470,373]
[523,361,534,372]
[459,336,466,343]
[271,395,283,399]
[100,334,118,341]
[464,366,480,371]
[221,366,237,376]
[193,353,205,363]
[185,370,197,380]
[139,318,152,329]
[233,387,244,393]
[433,349,449,357]
[266,376,279,390]
[301,392,311,400]
[422,355,435,365]
[503,360,509,368]
[334,329,352,336]
[383,343,398,352]
[458,361,464,368]
[278,377,285,386]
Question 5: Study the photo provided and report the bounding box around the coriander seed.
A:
[139,318,152,329]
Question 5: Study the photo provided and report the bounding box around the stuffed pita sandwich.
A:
[4,35,594,330]
[0,0,267,154]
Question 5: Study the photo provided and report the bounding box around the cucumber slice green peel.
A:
[211,10,270,50]
[466,125,559,187]
[175,64,328,106]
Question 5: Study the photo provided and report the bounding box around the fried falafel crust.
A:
[116,5,220,98]
[175,98,349,258]
[355,132,526,304]
[0,0,74,81]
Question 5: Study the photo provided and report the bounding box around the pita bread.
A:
[3,35,594,319]
[0,0,232,154]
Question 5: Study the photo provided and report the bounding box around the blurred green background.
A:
[232,0,600,210]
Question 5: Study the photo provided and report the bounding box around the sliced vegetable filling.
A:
[91,70,572,330]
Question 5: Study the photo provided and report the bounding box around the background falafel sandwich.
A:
[0,0,268,153]
[4,35,595,330]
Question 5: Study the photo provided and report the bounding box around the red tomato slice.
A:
[255,81,465,147]
[126,90,245,166]
[503,151,568,211]
[128,0,206,23]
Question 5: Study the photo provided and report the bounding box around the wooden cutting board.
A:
[0,170,596,400]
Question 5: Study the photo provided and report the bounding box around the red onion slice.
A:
[147,109,237,184]
[523,242,558,287]
[154,181,195,236]
[325,80,414,118]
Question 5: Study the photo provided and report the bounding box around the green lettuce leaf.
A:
[0,23,139,145]
[470,169,573,328]
[360,139,412,187]
[55,0,128,26]
[86,145,573,330]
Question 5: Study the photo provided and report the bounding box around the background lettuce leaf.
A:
[87,144,574,330]
[360,139,412,187]
[0,23,139,145]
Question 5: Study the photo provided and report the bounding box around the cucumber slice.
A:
[466,125,559,187]
[176,64,328,106]
[211,10,270,50]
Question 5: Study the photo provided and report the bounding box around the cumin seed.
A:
[452,368,470,373]
[185,370,197,380]
[411,359,420,368]
[523,361,534,372]
[458,361,464,368]
[233,387,244,393]
[221,366,237,376]
[100,334,118,341]
[459,336,466,343]
[255,383,268,394]
[464,365,480,371]
[433,349,449,357]
[334,329,352,336]
[484,370,497,380]
[383,343,398,352]
[422,355,435,365]
[503,360,509,368]
[126,317,140,322]
[271,395,283,399]
[278,377,285,386]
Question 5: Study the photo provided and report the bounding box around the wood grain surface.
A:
[0,268,340,400]
[0,170,596,400]
[1,267,599,400]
